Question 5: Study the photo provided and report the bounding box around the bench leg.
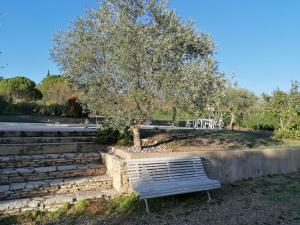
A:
[206,191,211,201]
[144,199,150,213]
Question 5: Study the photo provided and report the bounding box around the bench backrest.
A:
[127,157,209,185]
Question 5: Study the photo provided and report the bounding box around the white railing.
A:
[186,119,224,129]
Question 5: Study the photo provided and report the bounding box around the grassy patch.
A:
[2,173,300,225]
[141,128,300,151]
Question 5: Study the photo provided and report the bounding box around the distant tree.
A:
[222,86,257,130]
[47,70,51,77]
[0,95,8,113]
[0,76,42,102]
[38,75,74,104]
[51,0,225,150]
[263,81,300,139]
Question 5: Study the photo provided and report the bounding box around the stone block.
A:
[0,198,30,211]
[0,185,10,192]
[44,194,75,205]
[10,182,26,191]
[25,180,49,189]
[57,164,78,171]
[16,168,33,174]
[34,166,57,173]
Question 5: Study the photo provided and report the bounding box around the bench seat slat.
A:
[128,171,208,178]
[129,173,209,182]
[128,166,204,172]
[133,180,220,191]
[138,184,220,199]
[137,182,220,194]
[127,157,203,163]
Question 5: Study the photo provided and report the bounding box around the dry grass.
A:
[141,129,300,151]
[1,172,300,225]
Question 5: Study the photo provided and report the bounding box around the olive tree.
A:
[51,0,224,150]
[222,86,257,130]
[263,81,300,139]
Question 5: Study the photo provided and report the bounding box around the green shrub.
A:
[0,215,18,225]
[242,109,276,131]
[108,193,140,214]
[96,128,120,145]
[96,127,133,146]
[38,103,66,116]
[274,129,300,140]
[35,203,70,224]
[74,200,90,216]
[46,103,66,116]
[0,96,8,113]
[6,102,41,115]
[65,96,83,117]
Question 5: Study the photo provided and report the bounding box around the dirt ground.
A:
[3,172,299,225]
[92,172,300,225]
[141,129,300,151]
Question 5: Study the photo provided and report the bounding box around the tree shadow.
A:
[141,128,283,150]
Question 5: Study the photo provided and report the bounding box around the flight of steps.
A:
[0,130,117,214]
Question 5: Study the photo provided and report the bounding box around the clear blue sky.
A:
[1,0,300,94]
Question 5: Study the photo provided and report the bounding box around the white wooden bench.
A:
[127,157,221,212]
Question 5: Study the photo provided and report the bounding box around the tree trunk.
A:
[229,112,236,130]
[132,124,142,151]
[172,106,177,126]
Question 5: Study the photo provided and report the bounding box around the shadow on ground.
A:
[141,129,283,151]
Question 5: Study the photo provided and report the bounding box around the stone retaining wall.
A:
[110,147,300,191]
[0,164,106,184]
[0,175,112,201]
[0,189,117,214]
[0,152,101,168]
[101,153,131,193]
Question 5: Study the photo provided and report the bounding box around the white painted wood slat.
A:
[127,156,221,200]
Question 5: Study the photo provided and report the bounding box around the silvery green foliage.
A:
[51,0,225,132]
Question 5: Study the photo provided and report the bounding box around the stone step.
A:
[0,130,97,138]
[0,142,106,156]
[0,152,102,168]
[0,189,118,214]
[0,163,106,185]
[0,174,113,201]
[0,136,97,144]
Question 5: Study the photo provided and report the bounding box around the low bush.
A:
[5,102,41,115]
[65,97,83,117]
[274,128,300,140]
[96,127,133,146]
[0,95,8,113]
[242,109,276,131]
[43,103,66,116]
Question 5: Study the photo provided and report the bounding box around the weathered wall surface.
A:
[111,147,300,185]
[198,148,300,183]
[102,153,131,193]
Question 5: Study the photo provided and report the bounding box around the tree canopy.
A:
[221,86,257,130]
[51,0,226,149]
[38,75,74,104]
[0,76,42,102]
[263,81,300,139]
